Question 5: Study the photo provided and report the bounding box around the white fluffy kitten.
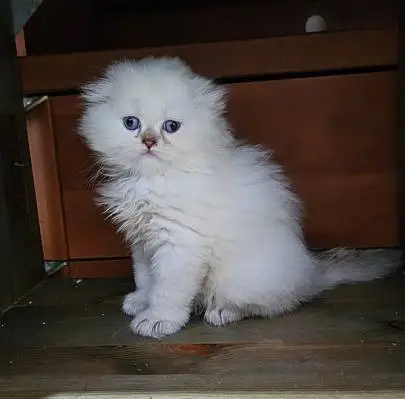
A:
[79,57,399,339]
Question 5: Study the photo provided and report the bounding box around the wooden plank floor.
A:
[0,275,404,398]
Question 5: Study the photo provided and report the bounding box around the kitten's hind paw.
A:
[122,291,148,316]
[204,307,244,326]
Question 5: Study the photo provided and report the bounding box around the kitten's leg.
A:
[130,244,206,339]
[204,233,311,327]
[122,245,152,316]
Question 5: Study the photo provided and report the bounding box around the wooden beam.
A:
[0,0,44,312]
[19,28,397,95]
[398,4,405,271]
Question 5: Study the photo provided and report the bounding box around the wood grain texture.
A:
[2,343,405,376]
[1,301,403,347]
[15,272,403,308]
[0,0,44,311]
[19,28,397,95]
[228,71,398,248]
[49,96,129,259]
[26,100,68,260]
[1,374,404,398]
[0,276,404,397]
[0,278,404,347]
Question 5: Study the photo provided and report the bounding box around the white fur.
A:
[79,57,400,339]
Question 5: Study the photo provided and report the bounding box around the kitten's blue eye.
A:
[123,116,141,131]
[162,120,181,134]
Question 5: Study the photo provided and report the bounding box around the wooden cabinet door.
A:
[49,96,130,259]
[34,70,397,262]
[227,71,398,248]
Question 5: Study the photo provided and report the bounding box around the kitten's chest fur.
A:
[98,172,219,251]
[99,175,165,246]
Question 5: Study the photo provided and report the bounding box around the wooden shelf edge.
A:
[56,258,132,278]
[19,28,397,95]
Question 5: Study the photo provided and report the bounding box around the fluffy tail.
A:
[314,248,401,291]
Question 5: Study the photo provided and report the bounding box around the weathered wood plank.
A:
[26,99,68,261]
[19,29,397,95]
[1,276,404,397]
[1,343,404,376]
[1,293,403,347]
[16,277,134,307]
[0,372,404,397]
[15,274,405,308]
[0,0,44,312]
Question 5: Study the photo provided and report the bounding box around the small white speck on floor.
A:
[101,313,105,316]
[28,301,33,305]
[8,360,13,364]
[392,342,398,346]
[42,321,46,326]
[74,279,82,285]
[360,340,364,344]
[0,324,5,328]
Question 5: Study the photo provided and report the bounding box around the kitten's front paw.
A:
[204,307,244,326]
[122,291,148,316]
[130,309,187,339]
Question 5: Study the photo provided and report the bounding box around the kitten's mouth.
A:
[143,149,158,157]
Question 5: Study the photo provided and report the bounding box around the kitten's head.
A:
[79,57,230,176]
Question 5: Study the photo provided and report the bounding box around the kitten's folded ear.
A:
[204,82,228,116]
[80,78,112,105]
[81,60,133,105]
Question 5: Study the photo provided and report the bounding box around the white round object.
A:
[305,15,327,33]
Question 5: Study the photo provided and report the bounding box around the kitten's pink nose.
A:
[142,138,157,150]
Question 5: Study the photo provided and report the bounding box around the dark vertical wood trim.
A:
[0,0,44,312]
[398,3,405,271]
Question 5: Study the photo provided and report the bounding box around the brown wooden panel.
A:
[49,96,91,190]
[50,97,129,259]
[48,71,397,261]
[228,72,398,248]
[20,28,397,95]
[296,174,397,247]
[62,190,129,259]
[26,100,68,260]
